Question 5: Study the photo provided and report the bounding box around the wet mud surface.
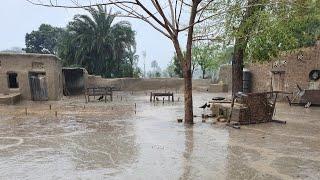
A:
[0,91,319,179]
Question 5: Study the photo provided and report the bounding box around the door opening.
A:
[29,72,48,101]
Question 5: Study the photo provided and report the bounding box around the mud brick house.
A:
[218,42,320,93]
[0,53,63,101]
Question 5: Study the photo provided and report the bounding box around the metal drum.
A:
[243,70,252,93]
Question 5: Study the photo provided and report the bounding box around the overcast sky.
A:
[0,0,176,71]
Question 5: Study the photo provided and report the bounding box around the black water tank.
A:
[243,70,252,93]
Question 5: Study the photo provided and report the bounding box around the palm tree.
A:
[59,5,136,77]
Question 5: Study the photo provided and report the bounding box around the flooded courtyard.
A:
[0,91,319,180]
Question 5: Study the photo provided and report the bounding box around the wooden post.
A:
[93,88,95,99]
[150,92,152,102]
[85,89,88,103]
[49,104,52,110]
[172,94,174,102]
[105,87,107,103]
[55,111,57,117]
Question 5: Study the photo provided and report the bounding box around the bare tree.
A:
[27,0,226,124]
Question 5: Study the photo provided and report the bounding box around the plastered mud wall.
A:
[0,53,63,100]
[86,76,212,91]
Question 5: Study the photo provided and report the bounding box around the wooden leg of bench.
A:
[150,92,152,102]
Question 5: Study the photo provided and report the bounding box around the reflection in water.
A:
[181,125,194,180]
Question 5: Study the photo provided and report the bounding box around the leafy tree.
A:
[195,0,320,94]
[172,53,183,78]
[192,44,214,79]
[247,0,320,62]
[57,5,137,78]
[165,61,176,78]
[168,52,197,78]
[25,24,64,54]
[191,43,233,79]
[148,60,162,78]
[230,0,320,94]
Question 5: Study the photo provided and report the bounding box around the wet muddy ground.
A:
[0,91,319,180]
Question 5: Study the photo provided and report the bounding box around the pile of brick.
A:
[231,93,275,125]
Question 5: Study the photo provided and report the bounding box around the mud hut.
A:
[0,53,63,102]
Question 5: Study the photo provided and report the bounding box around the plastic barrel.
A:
[243,70,252,93]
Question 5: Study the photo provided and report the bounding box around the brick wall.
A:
[218,43,320,94]
[249,44,320,93]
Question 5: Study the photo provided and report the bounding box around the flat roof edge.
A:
[0,53,60,60]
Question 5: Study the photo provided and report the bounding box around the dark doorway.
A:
[62,68,85,96]
[29,72,48,101]
[7,72,19,88]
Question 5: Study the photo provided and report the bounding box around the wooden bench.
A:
[85,87,113,103]
[150,92,174,102]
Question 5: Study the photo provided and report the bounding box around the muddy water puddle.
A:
[0,91,319,179]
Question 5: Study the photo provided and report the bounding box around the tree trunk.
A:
[202,68,205,79]
[172,42,194,124]
[183,57,194,124]
[232,0,263,96]
[232,41,244,96]
[180,1,199,124]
